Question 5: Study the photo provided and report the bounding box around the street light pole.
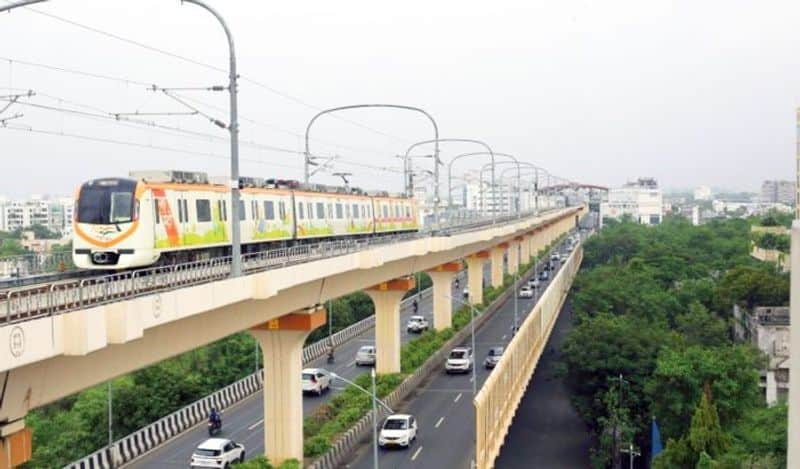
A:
[372,368,379,469]
[329,370,393,469]
[107,380,113,467]
[181,0,242,277]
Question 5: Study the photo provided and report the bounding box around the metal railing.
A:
[0,208,571,326]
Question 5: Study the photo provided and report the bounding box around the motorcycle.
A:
[208,418,222,436]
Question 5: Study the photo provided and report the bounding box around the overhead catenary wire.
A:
[0,57,392,156]
[1,2,412,144]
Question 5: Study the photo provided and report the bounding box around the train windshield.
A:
[77,179,137,224]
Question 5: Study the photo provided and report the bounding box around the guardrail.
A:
[65,287,437,469]
[2,209,560,326]
[475,239,584,469]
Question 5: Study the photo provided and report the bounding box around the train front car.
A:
[72,178,154,270]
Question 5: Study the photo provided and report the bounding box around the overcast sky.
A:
[1,0,798,197]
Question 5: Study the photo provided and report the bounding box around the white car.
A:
[378,414,418,448]
[528,278,541,289]
[518,285,534,298]
[550,253,560,262]
[462,287,469,298]
[302,368,331,396]
[190,438,245,468]
[445,347,473,374]
[355,345,376,366]
[406,315,429,333]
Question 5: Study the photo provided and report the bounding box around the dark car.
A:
[484,347,504,369]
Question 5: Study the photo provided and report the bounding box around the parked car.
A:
[302,368,331,396]
[445,347,473,374]
[539,270,549,281]
[484,346,504,369]
[355,345,376,366]
[378,414,418,449]
[406,315,429,333]
[518,285,534,298]
[190,438,245,468]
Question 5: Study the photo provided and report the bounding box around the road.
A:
[494,298,594,468]
[345,236,575,469]
[129,266,489,467]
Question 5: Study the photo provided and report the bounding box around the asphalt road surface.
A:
[494,298,594,468]
[129,266,488,467]
[345,236,576,469]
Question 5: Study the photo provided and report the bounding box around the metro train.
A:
[72,170,419,270]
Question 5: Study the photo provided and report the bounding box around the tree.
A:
[715,266,789,311]
[675,302,729,347]
[562,313,670,439]
[688,385,731,459]
[645,345,760,439]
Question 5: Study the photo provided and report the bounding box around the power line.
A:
[3,2,412,144]
[0,122,304,169]
[0,56,393,155]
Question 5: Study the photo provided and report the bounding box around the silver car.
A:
[355,345,376,366]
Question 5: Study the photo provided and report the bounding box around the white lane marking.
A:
[247,419,264,430]
[435,417,444,428]
[346,360,356,367]
[501,335,507,340]
[454,393,462,403]
[411,446,424,461]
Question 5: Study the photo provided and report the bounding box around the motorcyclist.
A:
[209,408,221,430]
[327,344,335,363]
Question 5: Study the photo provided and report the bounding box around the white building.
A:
[600,177,663,226]
[0,195,74,236]
[694,186,712,201]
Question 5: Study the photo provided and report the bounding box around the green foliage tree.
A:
[675,302,729,347]
[645,345,760,439]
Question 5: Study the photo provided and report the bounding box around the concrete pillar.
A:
[520,234,531,265]
[466,251,489,305]
[366,277,415,374]
[249,306,326,465]
[508,238,521,275]
[490,243,508,288]
[427,262,462,331]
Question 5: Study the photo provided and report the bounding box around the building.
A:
[599,177,662,226]
[694,186,712,201]
[761,180,796,206]
[750,307,790,405]
[0,195,74,236]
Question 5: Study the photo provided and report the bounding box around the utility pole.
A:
[611,373,629,469]
[371,367,379,469]
[620,443,640,469]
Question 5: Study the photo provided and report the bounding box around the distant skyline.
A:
[1,0,799,197]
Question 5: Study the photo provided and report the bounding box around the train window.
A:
[334,203,342,219]
[327,203,333,219]
[394,205,400,218]
[196,200,211,222]
[352,204,359,218]
[360,206,365,218]
[222,201,228,221]
[368,205,372,217]
[316,202,324,219]
[298,202,305,220]
[154,200,160,224]
[345,204,351,218]
[279,201,286,221]
[238,200,246,221]
[264,201,275,220]
[308,202,314,219]
[405,206,411,218]
[177,199,185,223]
[382,205,388,218]
[251,201,259,219]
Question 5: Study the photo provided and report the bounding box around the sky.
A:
[1,0,799,197]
